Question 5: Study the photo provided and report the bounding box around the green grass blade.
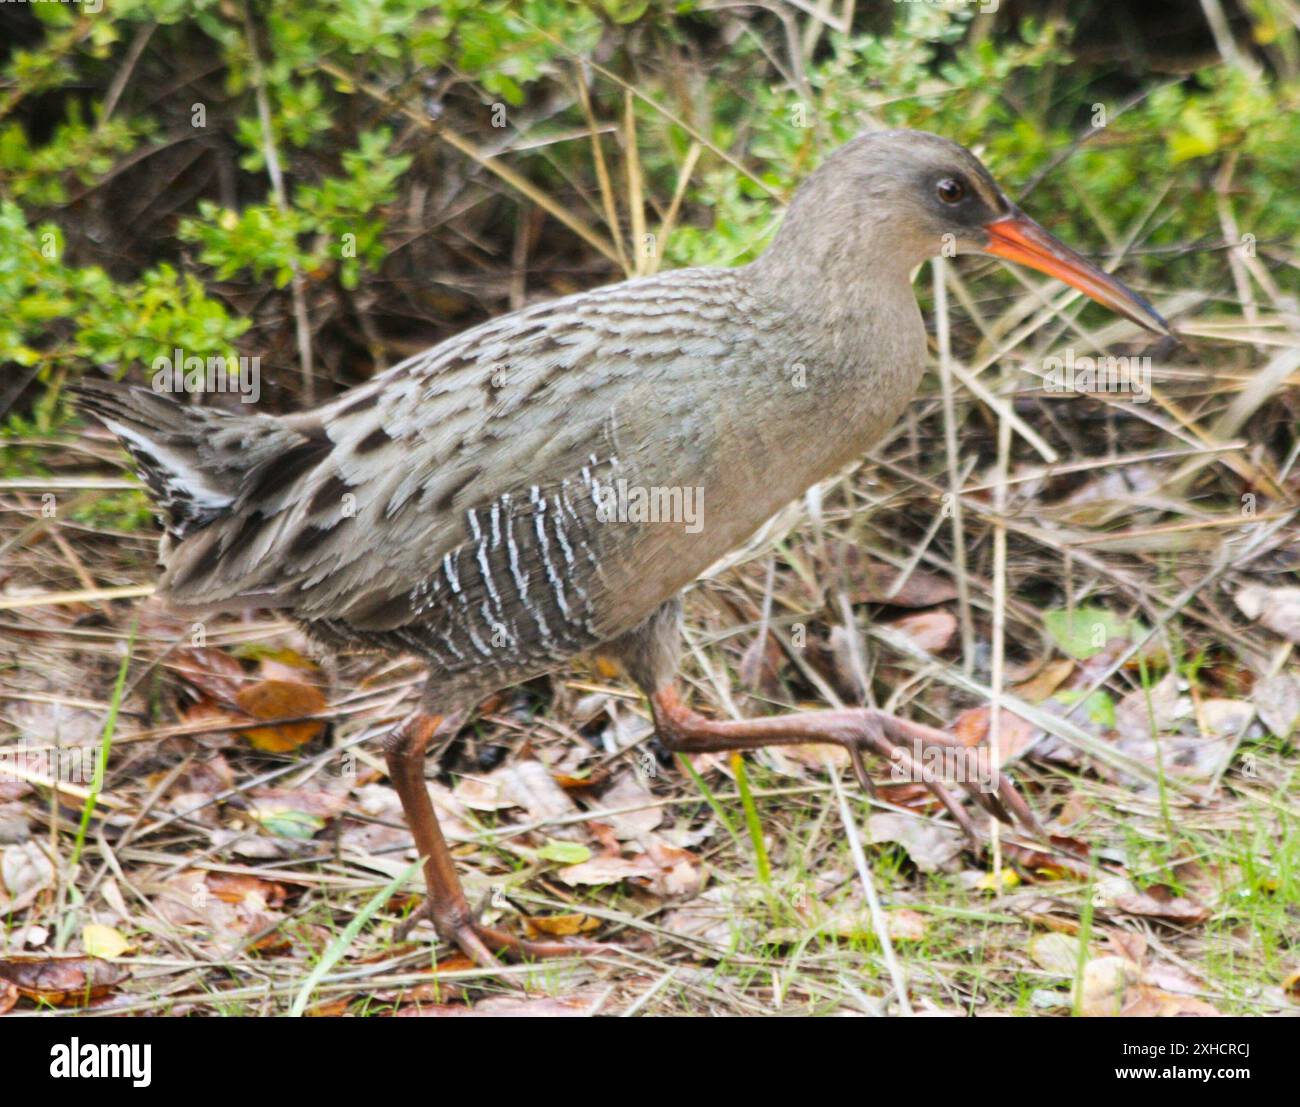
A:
[289,857,421,1018]
[71,617,136,867]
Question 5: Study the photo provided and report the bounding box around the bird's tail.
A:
[73,379,308,548]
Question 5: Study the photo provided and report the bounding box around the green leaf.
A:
[1043,607,1146,660]
[536,840,592,865]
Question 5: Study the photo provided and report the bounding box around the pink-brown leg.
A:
[649,687,1044,842]
[385,711,612,964]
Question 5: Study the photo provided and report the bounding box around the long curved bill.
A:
[983,209,1173,337]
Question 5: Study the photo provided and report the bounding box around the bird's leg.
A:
[649,686,1043,843]
[384,711,606,964]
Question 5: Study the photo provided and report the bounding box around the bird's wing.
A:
[161,268,746,651]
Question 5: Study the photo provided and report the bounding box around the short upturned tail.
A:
[73,379,312,547]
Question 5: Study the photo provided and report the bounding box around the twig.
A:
[242,1,315,403]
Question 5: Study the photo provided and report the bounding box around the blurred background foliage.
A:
[1,0,1297,435]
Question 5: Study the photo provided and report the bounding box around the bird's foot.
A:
[395,898,621,967]
[649,687,1044,848]
[835,708,1045,845]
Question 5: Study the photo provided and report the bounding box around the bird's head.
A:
[767,129,1172,338]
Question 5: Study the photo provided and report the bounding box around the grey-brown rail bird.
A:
[77,129,1171,965]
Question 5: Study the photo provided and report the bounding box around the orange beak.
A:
[983,209,1172,337]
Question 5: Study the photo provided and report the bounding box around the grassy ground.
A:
[1,2,1298,1016]
[3,314,1297,1014]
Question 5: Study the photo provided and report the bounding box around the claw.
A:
[847,709,1042,846]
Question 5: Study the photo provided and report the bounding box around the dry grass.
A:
[3,249,1296,1014]
[1,6,1297,1018]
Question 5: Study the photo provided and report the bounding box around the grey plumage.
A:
[78,130,1170,720]
[77,129,1173,961]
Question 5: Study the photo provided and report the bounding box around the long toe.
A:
[468,921,616,962]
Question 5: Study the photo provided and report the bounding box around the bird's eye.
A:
[936,178,966,204]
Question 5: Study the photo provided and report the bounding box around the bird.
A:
[76,129,1172,966]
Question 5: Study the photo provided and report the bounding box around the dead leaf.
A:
[738,630,785,695]
[1283,967,1300,1002]
[951,705,1039,765]
[81,923,131,960]
[887,609,957,654]
[396,993,599,1017]
[2,840,54,913]
[866,813,965,873]
[234,680,327,752]
[557,853,659,886]
[830,546,957,607]
[886,908,929,941]
[643,839,703,896]
[461,761,583,838]
[597,774,662,840]
[1029,932,1085,975]
[1254,672,1300,738]
[204,872,290,908]
[523,913,601,938]
[172,647,247,702]
[1235,584,1300,642]
[1115,672,1182,742]
[247,788,346,839]
[1111,884,1210,924]
[1079,955,1142,1016]
[1012,659,1076,704]
[0,955,128,1007]
[1117,987,1221,1016]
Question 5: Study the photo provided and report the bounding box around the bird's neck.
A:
[738,224,929,476]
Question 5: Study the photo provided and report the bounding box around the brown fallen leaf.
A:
[1254,672,1300,739]
[1283,967,1300,1002]
[887,609,957,654]
[738,629,786,695]
[1235,584,1300,643]
[1001,839,1095,882]
[558,853,660,886]
[1117,987,1221,1017]
[205,872,290,908]
[172,647,247,702]
[1111,884,1210,925]
[597,774,663,840]
[866,813,964,873]
[1080,953,1222,1016]
[0,955,128,1007]
[828,546,958,607]
[523,913,601,938]
[396,993,599,1017]
[458,761,583,839]
[643,839,703,896]
[951,704,1039,765]
[306,997,354,1017]
[886,908,930,941]
[234,679,327,752]
[1011,659,1076,704]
